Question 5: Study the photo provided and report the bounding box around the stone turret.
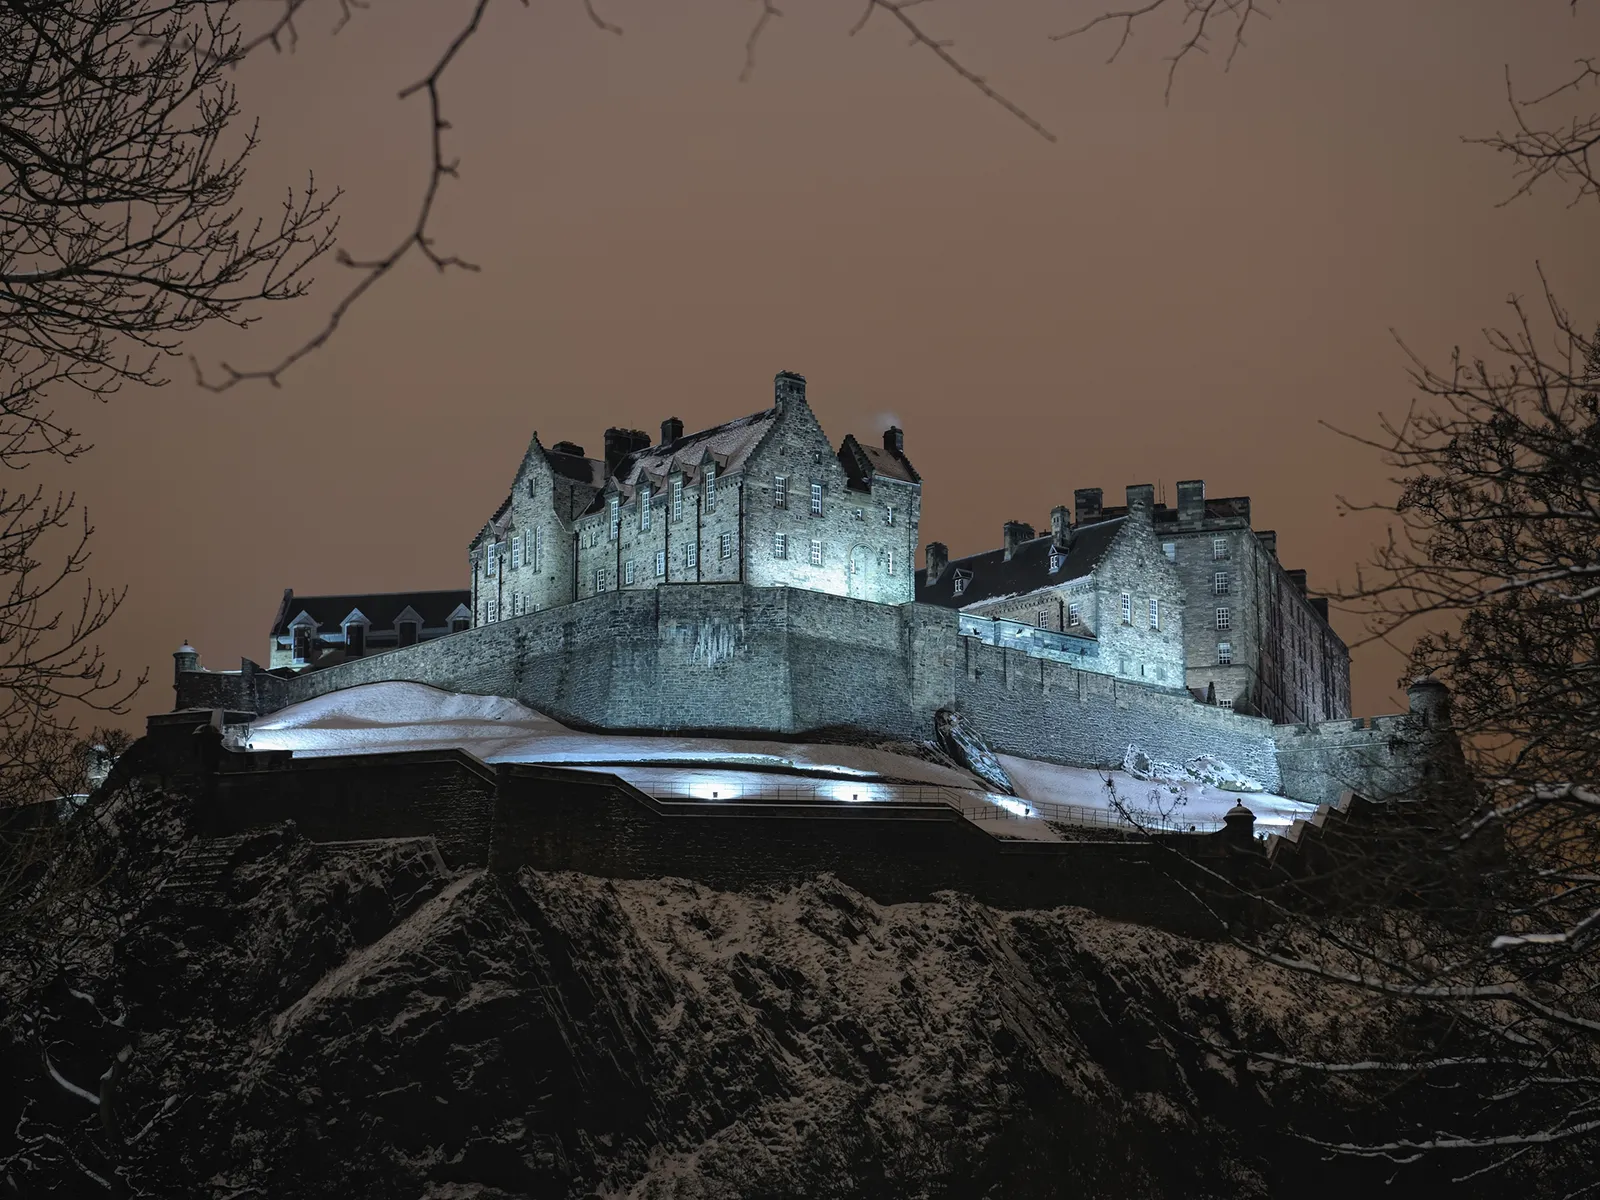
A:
[174,642,199,706]
[1407,676,1452,730]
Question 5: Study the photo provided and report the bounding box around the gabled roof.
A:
[915,519,1126,609]
[270,589,472,637]
[612,408,778,499]
[838,434,921,489]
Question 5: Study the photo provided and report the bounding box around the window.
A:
[639,484,651,531]
[1048,549,1060,572]
[1217,641,1233,665]
[672,478,683,522]
[886,549,895,575]
[511,594,520,617]
[720,531,733,559]
[1119,655,1130,675]
[810,482,823,515]
[1148,598,1159,630]
[593,567,604,593]
[532,526,542,573]
[774,475,787,508]
[885,506,895,526]
[1218,698,1234,710]
[1121,592,1132,625]
[809,539,823,566]
[773,531,788,559]
[1213,536,1229,561]
[608,496,620,541]
[953,569,970,597]
[1216,607,1231,631]
[1067,601,1080,627]
[291,626,311,663]
[483,601,496,625]
[853,508,864,522]
[1214,571,1230,596]
[485,542,498,577]
[655,549,666,577]
[1037,609,1048,628]
[398,620,419,647]
[511,534,523,569]
[1162,541,1176,562]
[624,559,636,585]
[451,617,470,634]
[704,464,716,512]
[686,542,698,569]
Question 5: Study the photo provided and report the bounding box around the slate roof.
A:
[838,434,921,489]
[611,408,778,500]
[915,518,1126,609]
[270,589,471,637]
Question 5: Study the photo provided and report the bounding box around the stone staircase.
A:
[157,834,254,901]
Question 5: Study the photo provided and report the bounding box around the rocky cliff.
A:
[0,785,1525,1198]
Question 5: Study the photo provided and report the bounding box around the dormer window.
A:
[397,620,419,647]
[1048,549,1061,572]
[608,496,620,540]
[485,542,498,577]
[639,483,652,531]
[704,464,716,512]
[451,617,470,634]
[291,626,312,664]
[952,569,971,597]
[345,622,367,656]
[672,478,684,521]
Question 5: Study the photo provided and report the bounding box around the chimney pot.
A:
[1125,483,1155,513]
[1258,529,1278,559]
[883,426,904,455]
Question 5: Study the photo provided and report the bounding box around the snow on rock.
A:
[934,708,1017,796]
[1123,744,1266,793]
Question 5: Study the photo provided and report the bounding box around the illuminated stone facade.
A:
[468,372,922,624]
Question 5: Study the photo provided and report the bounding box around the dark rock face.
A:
[0,801,1479,1198]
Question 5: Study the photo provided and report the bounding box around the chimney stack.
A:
[774,370,807,410]
[1003,521,1035,560]
[661,417,684,445]
[1176,479,1205,522]
[1286,568,1308,595]
[1125,483,1155,514]
[925,542,949,583]
[883,426,904,456]
[1050,505,1070,548]
[1074,488,1103,523]
[1258,530,1277,559]
[604,427,651,476]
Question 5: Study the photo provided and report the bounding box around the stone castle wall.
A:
[175,583,1451,806]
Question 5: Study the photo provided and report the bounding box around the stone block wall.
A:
[953,637,1284,792]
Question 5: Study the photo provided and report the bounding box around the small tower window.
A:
[1214,571,1230,596]
[1213,536,1229,561]
[1217,641,1233,665]
[1216,607,1231,631]
[774,475,787,509]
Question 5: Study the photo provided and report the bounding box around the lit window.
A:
[1214,571,1230,596]
[810,482,823,516]
[655,549,666,577]
[594,567,605,593]
[886,549,895,575]
[1121,592,1132,625]
[1148,598,1159,630]
[810,539,823,566]
[774,475,787,509]
[1067,601,1080,626]
[1162,541,1176,562]
[1219,698,1234,710]
[1218,641,1233,665]
[774,531,788,559]
[1048,549,1060,572]
[952,569,970,597]
[625,559,636,585]
[640,484,651,531]
[485,601,496,624]
[672,478,683,521]
[704,464,716,512]
[511,534,523,569]
[608,496,620,541]
[1036,609,1047,628]
[885,506,895,526]
[720,532,733,559]
[1213,537,1228,561]
[686,542,698,569]
[1216,607,1231,631]
[486,542,498,577]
